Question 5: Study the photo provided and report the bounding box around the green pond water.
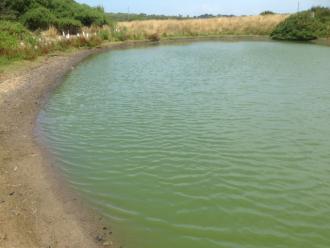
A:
[38,41,330,248]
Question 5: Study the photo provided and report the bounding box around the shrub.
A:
[271,7,330,41]
[1,0,33,16]
[43,26,59,38]
[311,6,330,22]
[113,28,129,41]
[21,7,56,30]
[0,2,18,20]
[98,30,110,40]
[260,11,275,16]
[148,33,161,42]
[0,31,18,56]
[55,18,82,34]
[87,35,103,47]
[0,20,30,37]
[271,12,319,41]
[75,7,108,27]
[0,21,35,59]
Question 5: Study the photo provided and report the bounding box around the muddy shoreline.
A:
[1,36,328,248]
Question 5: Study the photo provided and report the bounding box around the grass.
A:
[118,15,288,39]
[0,22,118,67]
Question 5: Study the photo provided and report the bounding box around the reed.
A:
[42,26,59,39]
[118,15,288,38]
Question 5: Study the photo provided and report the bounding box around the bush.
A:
[271,12,319,41]
[0,21,34,59]
[98,30,110,40]
[0,20,30,37]
[1,0,33,16]
[55,18,82,34]
[0,31,18,53]
[260,11,275,16]
[1,0,110,30]
[148,33,161,42]
[311,6,330,22]
[271,7,330,41]
[113,28,129,41]
[87,35,103,47]
[75,7,108,26]
[21,7,56,30]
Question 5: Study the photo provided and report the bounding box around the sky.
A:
[77,0,330,16]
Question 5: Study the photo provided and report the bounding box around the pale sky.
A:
[77,0,330,15]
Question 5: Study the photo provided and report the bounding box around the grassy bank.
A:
[2,4,330,69]
[0,14,287,68]
[0,0,112,66]
[0,22,128,68]
[118,15,288,39]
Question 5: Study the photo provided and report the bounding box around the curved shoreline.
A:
[1,37,329,247]
[0,42,138,248]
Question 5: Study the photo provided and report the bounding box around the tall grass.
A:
[0,22,106,64]
[119,15,288,38]
[0,22,138,63]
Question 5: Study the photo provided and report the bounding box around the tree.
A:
[21,6,56,30]
[55,18,82,34]
[260,11,275,16]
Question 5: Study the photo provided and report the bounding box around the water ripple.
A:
[38,41,330,248]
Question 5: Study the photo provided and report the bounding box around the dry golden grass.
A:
[119,15,289,38]
[41,26,59,39]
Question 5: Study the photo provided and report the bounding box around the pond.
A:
[38,41,330,248]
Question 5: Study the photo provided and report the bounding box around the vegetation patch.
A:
[260,11,275,16]
[0,0,109,30]
[0,21,33,58]
[271,7,330,41]
[55,18,82,34]
[119,15,288,39]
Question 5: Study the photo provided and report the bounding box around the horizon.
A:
[77,0,330,16]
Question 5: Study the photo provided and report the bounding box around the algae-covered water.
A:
[38,41,330,248]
